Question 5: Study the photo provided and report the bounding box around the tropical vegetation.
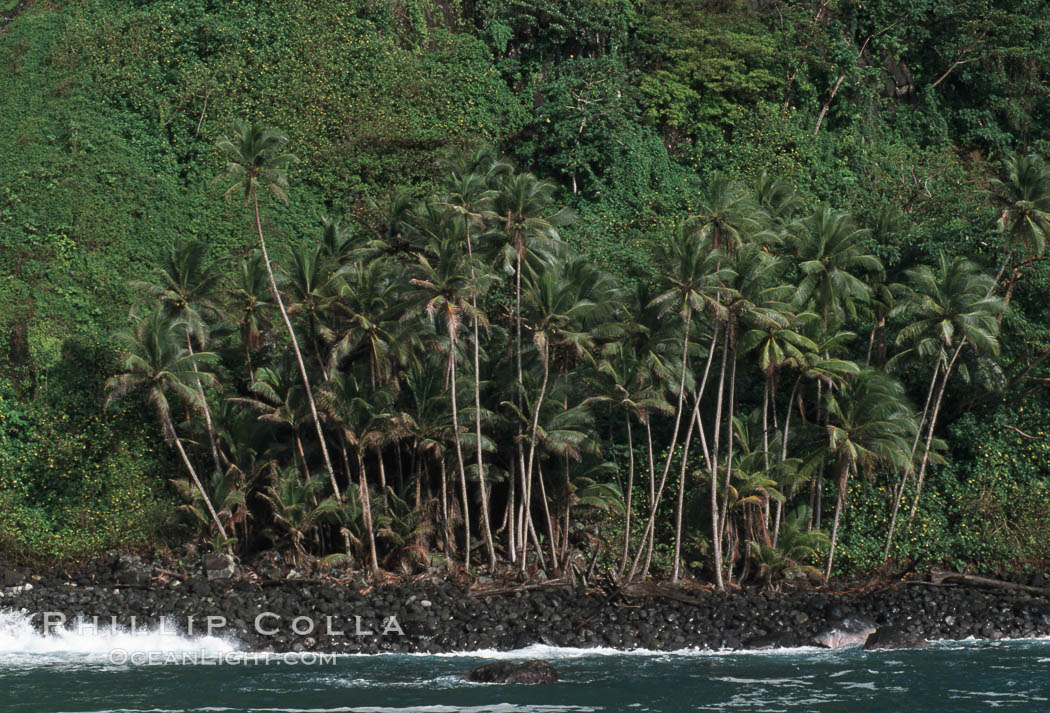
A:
[3,0,1050,584]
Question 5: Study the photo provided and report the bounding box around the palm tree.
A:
[284,243,341,372]
[823,370,915,578]
[405,235,479,567]
[317,370,393,579]
[130,238,225,476]
[518,258,614,571]
[225,251,273,382]
[790,205,882,328]
[172,468,248,548]
[630,227,728,585]
[753,170,802,230]
[400,355,456,554]
[883,255,1003,557]
[441,168,500,570]
[325,258,405,388]
[105,308,229,543]
[596,345,672,578]
[708,244,792,584]
[989,153,1050,308]
[690,176,762,257]
[261,465,340,567]
[490,172,572,393]
[773,318,858,540]
[233,354,316,478]
[319,212,360,268]
[216,119,340,501]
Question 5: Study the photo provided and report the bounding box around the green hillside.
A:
[2,0,1050,580]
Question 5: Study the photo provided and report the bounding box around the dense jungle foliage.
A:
[3,0,1050,584]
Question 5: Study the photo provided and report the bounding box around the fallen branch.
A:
[469,579,569,597]
[929,568,1050,596]
[619,582,710,606]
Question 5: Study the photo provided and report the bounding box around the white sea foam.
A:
[0,608,236,665]
[421,643,825,660]
[59,709,597,713]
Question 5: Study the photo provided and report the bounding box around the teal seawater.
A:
[2,639,1050,713]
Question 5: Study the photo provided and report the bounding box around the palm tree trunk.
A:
[625,315,701,583]
[253,191,341,502]
[627,311,694,583]
[671,323,720,582]
[708,331,730,590]
[642,418,657,569]
[618,408,635,579]
[184,330,223,477]
[507,456,517,563]
[524,341,554,570]
[517,443,530,569]
[448,333,471,568]
[355,450,379,579]
[561,455,571,564]
[824,455,849,579]
[760,373,772,536]
[718,339,740,572]
[670,386,703,582]
[164,411,229,545]
[472,311,496,570]
[883,358,941,559]
[439,455,453,556]
[535,459,560,570]
[375,445,388,506]
[773,377,802,546]
[464,223,497,570]
[905,341,965,532]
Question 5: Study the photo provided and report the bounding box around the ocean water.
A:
[1,609,1048,712]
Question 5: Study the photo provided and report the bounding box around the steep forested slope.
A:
[2,0,1050,577]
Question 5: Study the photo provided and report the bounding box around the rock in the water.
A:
[465,660,558,684]
[813,616,877,648]
[863,626,931,651]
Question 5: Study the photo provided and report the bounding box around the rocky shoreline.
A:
[2,558,1050,654]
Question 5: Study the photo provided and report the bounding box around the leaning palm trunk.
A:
[439,456,453,557]
[448,334,473,568]
[641,419,657,567]
[253,191,341,502]
[718,341,740,554]
[773,377,802,546]
[535,460,560,570]
[184,331,224,476]
[355,450,379,579]
[705,332,731,590]
[462,220,497,569]
[671,324,719,582]
[617,409,636,579]
[522,341,557,571]
[904,342,965,532]
[506,457,517,562]
[883,358,941,559]
[824,455,850,579]
[472,318,496,568]
[164,411,229,545]
[628,311,692,583]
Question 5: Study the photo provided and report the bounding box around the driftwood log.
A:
[469,579,570,598]
[924,568,1050,597]
[618,582,708,606]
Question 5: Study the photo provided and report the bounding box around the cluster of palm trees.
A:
[106,120,1047,587]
